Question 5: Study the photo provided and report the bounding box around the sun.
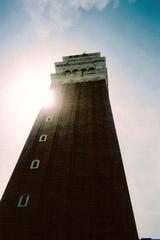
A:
[43,89,58,108]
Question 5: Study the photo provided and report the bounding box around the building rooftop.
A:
[62,52,100,61]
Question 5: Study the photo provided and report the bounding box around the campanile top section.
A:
[50,52,107,85]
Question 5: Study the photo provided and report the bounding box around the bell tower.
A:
[0,53,138,240]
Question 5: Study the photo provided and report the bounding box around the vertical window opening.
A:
[81,68,87,77]
[30,160,40,169]
[39,135,47,142]
[17,194,30,208]
[46,116,52,122]
[72,69,79,76]
[65,70,71,76]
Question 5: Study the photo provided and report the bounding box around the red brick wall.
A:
[0,80,138,240]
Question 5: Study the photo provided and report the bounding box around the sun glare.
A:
[43,90,57,107]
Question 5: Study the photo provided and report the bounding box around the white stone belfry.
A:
[50,52,107,85]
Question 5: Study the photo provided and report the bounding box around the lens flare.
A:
[43,89,57,107]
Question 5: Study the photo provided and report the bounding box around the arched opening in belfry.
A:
[65,70,71,76]
[88,67,95,74]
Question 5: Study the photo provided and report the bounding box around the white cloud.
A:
[13,0,136,37]
[20,0,121,31]
[68,0,114,10]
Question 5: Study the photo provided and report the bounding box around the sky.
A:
[0,0,160,238]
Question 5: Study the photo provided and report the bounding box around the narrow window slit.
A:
[39,135,47,142]
[30,160,40,169]
[17,194,30,208]
[46,116,52,122]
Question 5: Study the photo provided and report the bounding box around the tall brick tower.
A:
[0,53,138,240]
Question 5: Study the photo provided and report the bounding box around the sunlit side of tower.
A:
[0,52,138,240]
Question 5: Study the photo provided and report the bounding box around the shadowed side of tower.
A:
[0,53,138,240]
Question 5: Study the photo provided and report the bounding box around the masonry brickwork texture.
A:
[0,53,138,240]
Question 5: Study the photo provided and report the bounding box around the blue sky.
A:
[0,0,160,238]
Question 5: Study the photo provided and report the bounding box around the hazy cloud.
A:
[20,0,137,31]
